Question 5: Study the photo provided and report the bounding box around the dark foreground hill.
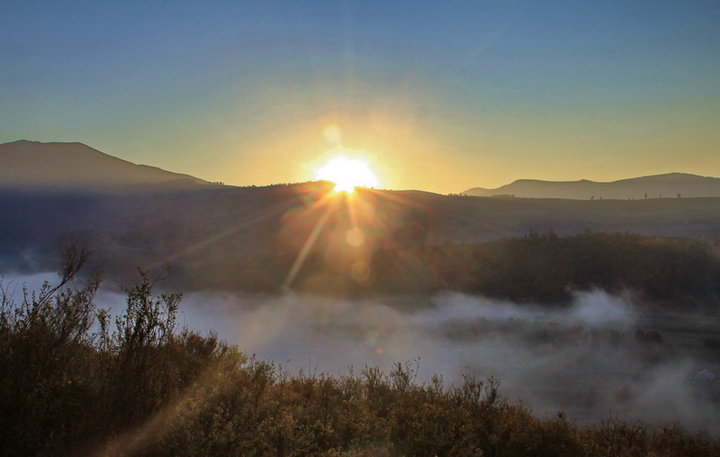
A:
[464,173,720,200]
[2,182,720,308]
[0,140,209,189]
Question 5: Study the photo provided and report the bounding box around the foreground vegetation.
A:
[1,248,719,457]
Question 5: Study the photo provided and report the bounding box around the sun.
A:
[315,156,379,193]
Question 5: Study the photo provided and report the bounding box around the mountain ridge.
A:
[464,172,720,199]
[0,140,209,189]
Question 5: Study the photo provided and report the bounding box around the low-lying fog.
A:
[4,272,720,434]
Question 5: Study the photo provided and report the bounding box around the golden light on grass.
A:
[314,155,379,193]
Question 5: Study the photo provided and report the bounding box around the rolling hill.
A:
[2,181,720,293]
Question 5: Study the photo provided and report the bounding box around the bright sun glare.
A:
[315,156,379,193]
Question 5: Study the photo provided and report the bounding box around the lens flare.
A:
[322,123,342,145]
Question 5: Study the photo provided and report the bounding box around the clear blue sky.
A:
[2,0,719,192]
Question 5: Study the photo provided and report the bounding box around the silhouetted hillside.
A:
[464,173,720,199]
[5,183,720,272]
[2,181,720,307]
[0,140,208,189]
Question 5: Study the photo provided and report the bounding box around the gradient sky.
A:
[2,0,719,193]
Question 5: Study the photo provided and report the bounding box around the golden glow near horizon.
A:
[313,123,382,192]
[314,155,379,193]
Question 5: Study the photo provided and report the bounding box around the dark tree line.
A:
[362,232,720,308]
[154,231,720,310]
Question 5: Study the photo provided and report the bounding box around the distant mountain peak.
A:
[0,140,209,190]
[463,173,720,199]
